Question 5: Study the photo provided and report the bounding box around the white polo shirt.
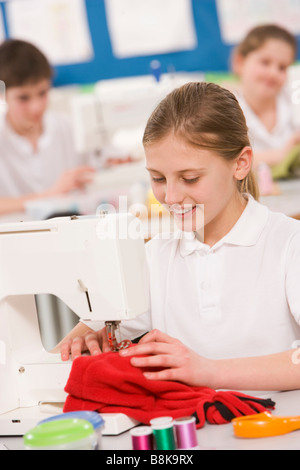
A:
[117,195,300,360]
[236,89,297,153]
[0,110,83,197]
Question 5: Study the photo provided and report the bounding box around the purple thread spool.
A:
[130,426,154,450]
[174,416,199,450]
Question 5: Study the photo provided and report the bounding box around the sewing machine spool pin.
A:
[77,279,92,312]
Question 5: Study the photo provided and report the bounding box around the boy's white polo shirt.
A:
[119,195,300,360]
[0,110,82,197]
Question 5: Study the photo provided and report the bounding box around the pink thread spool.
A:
[174,416,200,450]
[130,426,154,450]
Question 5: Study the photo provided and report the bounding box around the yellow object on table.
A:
[232,411,300,438]
[272,144,300,180]
[147,189,167,216]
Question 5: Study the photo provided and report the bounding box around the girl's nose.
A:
[269,64,281,80]
[164,182,183,207]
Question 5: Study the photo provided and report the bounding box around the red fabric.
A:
[63,350,275,428]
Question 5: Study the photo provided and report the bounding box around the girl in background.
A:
[232,24,300,169]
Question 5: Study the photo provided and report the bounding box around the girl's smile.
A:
[170,204,197,217]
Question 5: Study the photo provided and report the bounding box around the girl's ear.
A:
[234,147,253,181]
[231,51,244,76]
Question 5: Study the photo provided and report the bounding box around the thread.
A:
[130,426,154,450]
[150,417,176,450]
[257,162,273,196]
[174,416,199,449]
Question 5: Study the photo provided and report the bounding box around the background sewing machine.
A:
[70,72,205,160]
[0,213,149,436]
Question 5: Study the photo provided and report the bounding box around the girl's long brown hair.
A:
[143,81,259,200]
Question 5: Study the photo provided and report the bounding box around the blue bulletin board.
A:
[1,0,300,87]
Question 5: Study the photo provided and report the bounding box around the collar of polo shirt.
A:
[179,195,269,257]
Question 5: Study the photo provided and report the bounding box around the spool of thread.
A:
[150,417,176,450]
[174,416,200,450]
[257,162,273,196]
[130,426,154,450]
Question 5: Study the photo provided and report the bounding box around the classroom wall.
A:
[1,0,300,87]
[51,0,234,86]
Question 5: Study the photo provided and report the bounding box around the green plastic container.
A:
[39,411,105,450]
[24,418,98,450]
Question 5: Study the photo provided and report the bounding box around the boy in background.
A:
[0,39,95,216]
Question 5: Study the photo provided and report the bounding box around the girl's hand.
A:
[119,329,217,388]
[286,131,300,152]
[58,326,111,361]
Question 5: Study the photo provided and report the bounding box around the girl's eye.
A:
[151,177,200,184]
[279,65,287,72]
[18,96,29,102]
[183,177,199,184]
[260,59,270,66]
[151,177,165,183]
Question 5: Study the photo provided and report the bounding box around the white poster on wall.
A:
[0,8,5,45]
[6,0,94,65]
[0,8,6,106]
[104,0,198,58]
[216,0,300,44]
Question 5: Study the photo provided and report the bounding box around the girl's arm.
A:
[254,148,292,168]
[119,329,300,391]
[208,349,300,391]
[253,131,300,169]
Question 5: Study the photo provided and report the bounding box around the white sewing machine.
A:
[0,213,149,436]
[70,72,205,157]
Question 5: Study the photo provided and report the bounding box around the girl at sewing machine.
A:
[58,81,300,392]
[232,24,300,169]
